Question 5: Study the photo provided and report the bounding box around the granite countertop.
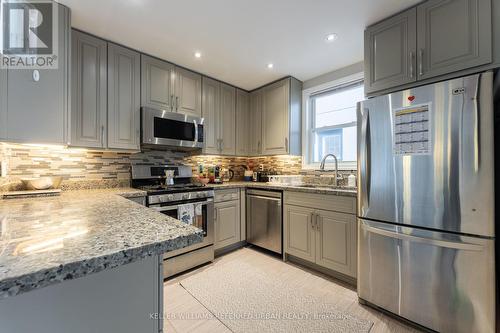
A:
[0,188,203,299]
[210,182,357,197]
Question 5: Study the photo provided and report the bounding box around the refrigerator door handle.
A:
[472,75,481,172]
[362,223,484,252]
[359,107,371,211]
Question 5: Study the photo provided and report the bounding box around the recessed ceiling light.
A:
[267,63,274,69]
[194,52,202,58]
[325,33,338,42]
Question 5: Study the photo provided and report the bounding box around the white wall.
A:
[302,62,364,90]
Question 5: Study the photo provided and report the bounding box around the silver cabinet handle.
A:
[170,94,174,112]
[418,49,424,76]
[176,96,179,112]
[409,51,414,78]
[310,213,315,229]
[316,215,320,232]
[285,137,288,153]
[101,125,105,147]
[221,139,224,152]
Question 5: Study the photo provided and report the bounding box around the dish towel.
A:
[194,203,203,230]
[177,203,195,225]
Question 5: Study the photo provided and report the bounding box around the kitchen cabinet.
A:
[260,77,302,156]
[2,4,70,145]
[416,0,492,80]
[365,0,493,95]
[107,43,141,150]
[71,30,108,148]
[214,189,241,250]
[284,192,357,278]
[0,69,6,140]
[364,8,417,94]
[235,89,250,156]
[202,77,221,154]
[141,55,202,117]
[202,77,236,156]
[248,90,262,156]
[220,83,236,155]
[174,67,202,116]
[284,205,316,262]
[141,55,175,111]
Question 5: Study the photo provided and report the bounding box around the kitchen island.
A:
[0,188,203,333]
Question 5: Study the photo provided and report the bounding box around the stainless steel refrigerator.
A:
[357,71,496,333]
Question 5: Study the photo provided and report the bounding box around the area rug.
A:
[180,261,373,333]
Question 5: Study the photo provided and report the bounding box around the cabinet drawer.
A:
[214,189,240,203]
[284,191,356,214]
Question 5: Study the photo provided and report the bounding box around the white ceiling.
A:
[58,0,420,90]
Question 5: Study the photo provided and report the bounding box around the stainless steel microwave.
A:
[141,107,204,150]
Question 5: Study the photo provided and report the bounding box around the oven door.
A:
[141,107,204,149]
[150,198,214,258]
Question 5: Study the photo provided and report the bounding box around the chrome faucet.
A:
[319,153,339,186]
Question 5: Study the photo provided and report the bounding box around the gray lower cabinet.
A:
[174,67,202,117]
[249,90,262,156]
[202,77,236,156]
[236,89,249,156]
[284,205,316,262]
[0,69,6,139]
[107,43,141,150]
[2,4,70,145]
[214,191,241,250]
[416,0,492,80]
[71,30,108,148]
[141,55,175,111]
[284,192,357,278]
[364,8,417,94]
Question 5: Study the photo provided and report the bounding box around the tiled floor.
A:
[164,247,422,333]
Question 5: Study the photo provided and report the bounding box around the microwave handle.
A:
[194,119,199,143]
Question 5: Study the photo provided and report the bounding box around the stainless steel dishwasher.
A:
[246,189,282,254]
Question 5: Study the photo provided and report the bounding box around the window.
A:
[303,78,364,170]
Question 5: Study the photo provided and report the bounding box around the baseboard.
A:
[215,241,246,257]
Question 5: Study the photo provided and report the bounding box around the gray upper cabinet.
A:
[262,79,289,155]
[416,0,492,80]
[261,78,302,156]
[141,55,175,111]
[0,69,6,140]
[71,30,107,148]
[107,43,141,150]
[3,4,70,145]
[220,83,236,156]
[249,90,262,156]
[236,89,250,156]
[174,67,202,117]
[202,77,220,155]
[364,8,417,94]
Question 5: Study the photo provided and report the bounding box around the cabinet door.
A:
[174,67,202,116]
[249,90,262,156]
[235,89,249,156]
[315,210,357,278]
[202,77,220,154]
[141,55,174,111]
[416,0,492,80]
[0,69,6,140]
[6,6,70,145]
[107,43,141,150]
[284,205,315,263]
[262,79,289,155]
[219,83,236,155]
[214,200,241,250]
[364,8,417,94]
[71,30,107,148]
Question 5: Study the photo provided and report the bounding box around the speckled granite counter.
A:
[0,188,203,299]
[210,182,357,197]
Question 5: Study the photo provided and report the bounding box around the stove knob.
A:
[168,194,174,201]
[182,193,190,200]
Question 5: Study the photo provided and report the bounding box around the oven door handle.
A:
[150,200,213,212]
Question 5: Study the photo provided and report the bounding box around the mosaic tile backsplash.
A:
[0,143,355,191]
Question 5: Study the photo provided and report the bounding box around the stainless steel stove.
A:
[131,165,214,278]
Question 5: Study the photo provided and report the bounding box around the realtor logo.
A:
[0,0,58,69]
